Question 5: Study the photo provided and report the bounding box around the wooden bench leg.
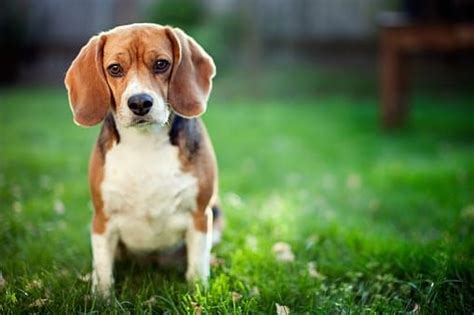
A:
[380,39,409,128]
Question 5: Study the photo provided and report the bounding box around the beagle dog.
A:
[64,23,220,297]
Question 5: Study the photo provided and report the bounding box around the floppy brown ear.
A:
[64,35,110,126]
[166,27,216,118]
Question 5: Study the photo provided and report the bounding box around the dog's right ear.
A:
[165,27,216,118]
[65,35,110,127]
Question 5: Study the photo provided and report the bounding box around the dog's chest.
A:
[101,127,198,252]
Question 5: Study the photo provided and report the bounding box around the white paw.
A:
[92,270,113,299]
[186,267,209,286]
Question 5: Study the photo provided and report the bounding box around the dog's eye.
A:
[107,64,124,77]
[153,59,170,74]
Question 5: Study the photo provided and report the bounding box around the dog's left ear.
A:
[166,27,216,118]
[64,35,111,127]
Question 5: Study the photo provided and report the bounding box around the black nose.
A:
[127,93,153,116]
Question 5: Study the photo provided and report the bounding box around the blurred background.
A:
[1,0,473,106]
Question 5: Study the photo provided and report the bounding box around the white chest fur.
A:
[101,125,198,252]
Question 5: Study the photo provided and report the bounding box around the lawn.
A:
[0,76,473,313]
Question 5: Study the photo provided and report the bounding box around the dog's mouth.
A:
[130,116,169,128]
[130,118,155,127]
[135,119,150,125]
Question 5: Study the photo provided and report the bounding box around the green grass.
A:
[0,81,473,313]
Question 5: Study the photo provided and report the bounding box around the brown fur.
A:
[172,118,217,232]
[103,26,175,109]
[65,36,110,126]
[192,123,218,232]
[65,23,218,238]
[89,115,120,234]
[166,28,216,118]
[65,24,216,126]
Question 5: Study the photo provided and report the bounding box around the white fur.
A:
[115,75,170,127]
[102,125,197,252]
[185,207,213,284]
[91,123,213,295]
[91,232,118,297]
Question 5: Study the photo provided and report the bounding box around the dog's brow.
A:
[105,52,129,66]
[145,49,171,59]
[113,52,128,60]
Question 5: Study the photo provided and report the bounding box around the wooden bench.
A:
[379,20,474,128]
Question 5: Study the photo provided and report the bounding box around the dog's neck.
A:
[115,122,170,146]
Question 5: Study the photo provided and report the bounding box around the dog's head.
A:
[65,23,216,128]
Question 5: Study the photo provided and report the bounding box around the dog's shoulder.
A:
[169,115,205,162]
[97,113,120,159]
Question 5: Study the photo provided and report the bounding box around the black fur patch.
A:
[98,113,120,157]
[211,205,222,219]
[168,114,201,158]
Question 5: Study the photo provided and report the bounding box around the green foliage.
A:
[146,1,246,72]
[190,15,246,72]
[147,0,204,31]
[0,77,473,312]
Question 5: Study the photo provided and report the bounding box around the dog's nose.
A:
[128,93,153,116]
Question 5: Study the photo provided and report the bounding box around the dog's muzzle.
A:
[128,93,153,116]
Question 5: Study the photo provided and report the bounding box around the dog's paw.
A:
[185,269,209,288]
[92,271,113,300]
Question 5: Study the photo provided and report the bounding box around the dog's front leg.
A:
[186,208,213,285]
[91,229,118,298]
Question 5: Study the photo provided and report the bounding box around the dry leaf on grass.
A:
[250,286,260,297]
[307,261,325,279]
[59,269,69,278]
[275,303,290,314]
[225,192,244,208]
[25,279,43,291]
[54,199,65,215]
[29,298,48,308]
[191,302,202,315]
[231,291,242,302]
[246,235,258,251]
[346,173,361,190]
[272,242,295,262]
[460,204,474,220]
[12,201,22,213]
[410,303,420,314]
[83,294,92,302]
[77,272,91,282]
[210,254,225,267]
[144,296,157,306]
